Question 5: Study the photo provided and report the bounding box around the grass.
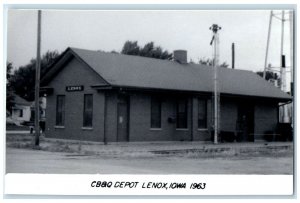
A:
[6,124,30,131]
[183,147,293,159]
[6,133,293,159]
[6,134,33,142]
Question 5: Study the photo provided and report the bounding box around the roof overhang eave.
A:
[110,85,293,102]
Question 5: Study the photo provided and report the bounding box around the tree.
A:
[121,41,173,60]
[198,57,229,68]
[139,41,154,57]
[10,50,61,101]
[256,70,281,88]
[121,41,140,56]
[198,58,212,66]
[110,50,119,54]
[256,71,279,81]
[41,50,62,75]
[219,62,229,68]
[256,63,281,87]
[6,62,14,113]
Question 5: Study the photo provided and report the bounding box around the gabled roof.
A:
[42,47,292,101]
[12,94,31,106]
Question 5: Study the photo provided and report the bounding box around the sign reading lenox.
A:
[66,85,84,92]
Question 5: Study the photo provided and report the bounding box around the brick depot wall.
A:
[220,99,238,132]
[45,57,106,142]
[254,102,278,140]
[192,97,212,141]
[191,98,238,141]
[172,96,193,141]
[128,93,193,142]
[104,92,118,142]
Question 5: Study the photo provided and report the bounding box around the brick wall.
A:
[220,99,238,132]
[129,93,177,141]
[254,102,278,140]
[192,97,212,141]
[45,57,106,142]
[128,93,195,141]
[104,92,118,142]
[127,93,217,142]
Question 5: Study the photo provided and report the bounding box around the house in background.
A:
[9,93,32,125]
[41,47,292,143]
[7,93,47,128]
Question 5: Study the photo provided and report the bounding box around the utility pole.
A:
[34,10,42,146]
[289,11,294,96]
[210,24,221,144]
[279,10,289,123]
[263,11,273,79]
[280,10,285,91]
[289,10,294,126]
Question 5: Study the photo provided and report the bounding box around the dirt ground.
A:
[5,134,294,174]
[6,146,293,174]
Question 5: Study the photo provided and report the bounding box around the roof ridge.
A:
[49,47,291,101]
[69,47,259,74]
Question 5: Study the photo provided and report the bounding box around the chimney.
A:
[174,50,187,64]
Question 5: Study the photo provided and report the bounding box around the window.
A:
[151,97,161,128]
[176,99,188,129]
[18,109,23,117]
[198,99,207,129]
[83,94,93,127]
[56,95,65,126]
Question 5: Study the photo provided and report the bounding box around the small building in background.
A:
[10,94,32,125]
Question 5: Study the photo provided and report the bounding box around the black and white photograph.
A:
[3,5,295,197]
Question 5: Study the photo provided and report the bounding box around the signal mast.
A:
[209,24,221,144]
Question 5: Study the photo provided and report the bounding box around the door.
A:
[117,96,129,142]
[236,103,254,142]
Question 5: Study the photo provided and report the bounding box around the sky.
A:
[6,9,293,75]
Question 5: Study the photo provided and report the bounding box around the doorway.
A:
[236,103,255,142]
[117,95,129,142]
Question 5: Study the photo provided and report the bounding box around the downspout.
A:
[190,97,194,141]
[103,92,107,145]
[127,95,130,142]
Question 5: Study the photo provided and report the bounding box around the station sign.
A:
[66,85,84,92]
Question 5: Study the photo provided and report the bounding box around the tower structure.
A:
[263,10,293,123]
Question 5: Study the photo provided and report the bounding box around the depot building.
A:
[41,47,292,143]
